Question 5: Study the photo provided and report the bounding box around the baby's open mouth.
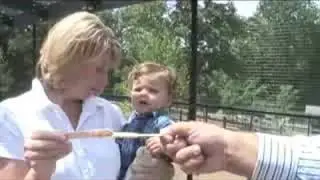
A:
[139,100,148,105]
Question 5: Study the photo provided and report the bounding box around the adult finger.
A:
[26,159,55,170]
[24,149,69,160]
[24,142,72,160]
[30,131,67,142]
[163,137,188,159]
[180,154,204,174]
[160,122,193,137]
[175,144,202,164]
[24,139,69,151]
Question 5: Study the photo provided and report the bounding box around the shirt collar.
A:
[31,78,55,111]
[156,108,169,116]
[128,108,169,122]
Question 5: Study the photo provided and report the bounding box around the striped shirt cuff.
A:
[251,133,299,180]
[295,135,320,179]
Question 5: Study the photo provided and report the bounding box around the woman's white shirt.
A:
[0,79,126,180]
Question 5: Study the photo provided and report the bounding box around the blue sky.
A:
[215,1,259,17]
[167,0,320,18]
[167,0,259,17]
[215,1,320,17]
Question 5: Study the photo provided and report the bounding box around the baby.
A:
[117,62,177,180]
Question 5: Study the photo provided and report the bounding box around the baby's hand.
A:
[146,137,163,157]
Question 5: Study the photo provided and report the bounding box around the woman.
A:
[0,11,163,180]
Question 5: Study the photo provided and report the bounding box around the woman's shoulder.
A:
[0,100,24,142]
[1,91,32,111]
[2,90,36,114]
[0,90,50,137]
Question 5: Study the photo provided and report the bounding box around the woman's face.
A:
[60,53,113,101]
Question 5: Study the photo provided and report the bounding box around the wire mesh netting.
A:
[238,24,320,112]
[2,1,320,137]
[2,1,320,180]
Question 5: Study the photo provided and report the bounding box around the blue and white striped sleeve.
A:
[251,133,320,180]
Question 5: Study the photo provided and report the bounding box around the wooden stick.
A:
[65,129,113,139]
[65,129,161,139]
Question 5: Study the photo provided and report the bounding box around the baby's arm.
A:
[146,116,174,157]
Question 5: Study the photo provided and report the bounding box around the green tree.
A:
[240,0,319,111]
[100,2,188,99]
[168,1,247,101]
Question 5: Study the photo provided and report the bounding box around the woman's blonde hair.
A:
[128,62,177,97]
[36,11,121,88]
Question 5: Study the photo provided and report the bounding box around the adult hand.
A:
[160,122,234,174]
[125,146,174,180]
[24,131,72,178]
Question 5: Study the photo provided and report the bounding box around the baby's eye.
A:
[149,88,158,93]
[133,87,142,92]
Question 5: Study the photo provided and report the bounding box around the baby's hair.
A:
[36,11,121,89]
[128,62,177,97]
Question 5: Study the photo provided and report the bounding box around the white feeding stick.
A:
[65,129,161,139]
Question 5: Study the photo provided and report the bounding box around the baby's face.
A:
[131,74,171,113]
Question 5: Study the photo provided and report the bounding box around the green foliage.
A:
[116,100,133,118]
[2,0,315,116]
[0,62,13,99]
[204,69,299,113]
[273,85,300,112]
[100,2,189,99]
[206,69,267,107]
